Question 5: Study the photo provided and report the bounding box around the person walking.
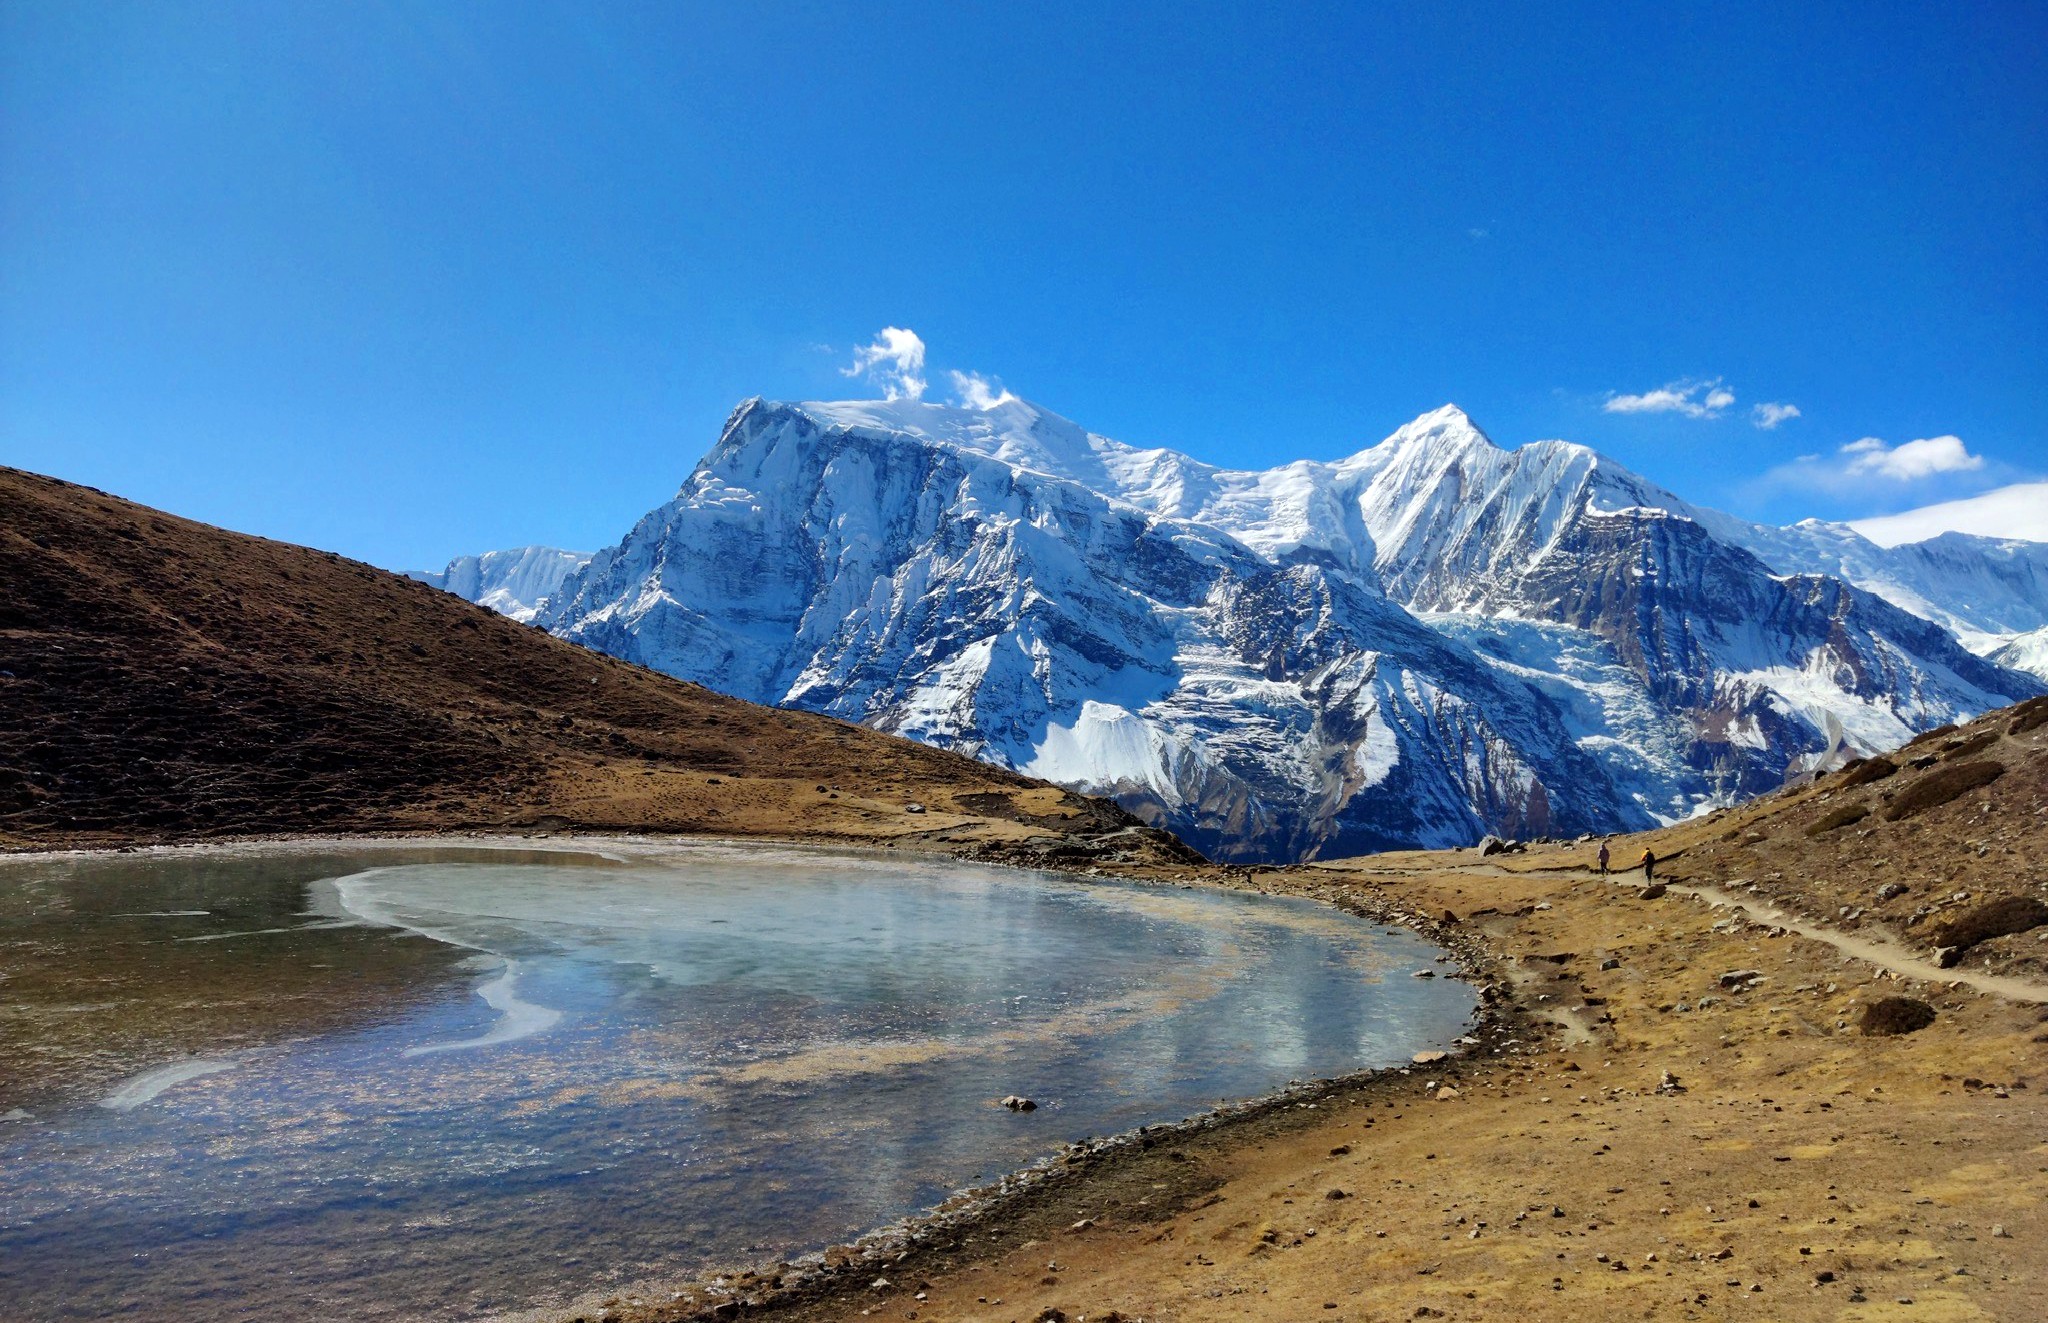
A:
[1597,840,1610,876]
[1639,847,1656,882]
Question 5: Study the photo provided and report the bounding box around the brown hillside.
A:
[0,466,1186,862]
[1436,695,2048,979]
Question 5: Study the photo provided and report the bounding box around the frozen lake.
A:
[0,842,1476,1320]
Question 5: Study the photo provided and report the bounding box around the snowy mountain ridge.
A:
[408,546,591,623]
[422,396,2044,860]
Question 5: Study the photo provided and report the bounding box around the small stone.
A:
[1413,1049,1449,1064]
[1413,969,1436,978]
[1327,1188,1349,1200]
[903,802,927,814]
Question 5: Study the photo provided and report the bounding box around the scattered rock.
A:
[1860,997,1937,1036]
[1718,969,1763,990]
[1875,881,1909,903]
[1412,1050,1449,1064]
[1639,882,1667,900]
[903,802,927,814]
[1000,1095,1039,1112]
[1479,836,1507,857]
[1412,969,1436,979]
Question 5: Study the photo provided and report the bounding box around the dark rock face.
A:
[1929,897,2048,955]
[1860,998,1937,1036]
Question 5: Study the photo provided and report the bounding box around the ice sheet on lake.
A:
[100,1059,239,1111]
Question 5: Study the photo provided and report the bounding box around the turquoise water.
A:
[0,842,1475,1321]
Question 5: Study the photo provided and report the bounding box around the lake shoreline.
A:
[529,865,1520,1323]
[1,830,1493,1323]
[1,829,1504,1323]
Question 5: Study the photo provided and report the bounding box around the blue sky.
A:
[4,1,2043,569]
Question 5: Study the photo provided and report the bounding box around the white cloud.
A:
[1839,435,1983,481]
[841,326,927,401]
[1603,377,1734,419]
[1848,481,2048,547]
[1751,402,1800,430]
[949,369,1019,410]
[1754,432,1999,502]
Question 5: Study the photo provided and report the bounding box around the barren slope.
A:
[0,466,1184,864]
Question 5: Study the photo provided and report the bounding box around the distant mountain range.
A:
[408,546,591,623]
[416,398,2047,861]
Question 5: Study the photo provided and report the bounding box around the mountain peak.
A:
[1338,403,1498,472]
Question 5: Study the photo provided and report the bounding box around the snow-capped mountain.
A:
[430,397,2043,861]
[1990,626,2048,682]
[408,546,591,623]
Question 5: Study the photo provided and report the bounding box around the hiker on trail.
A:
[1640,847,1656,881]
[1597,841,1610,876]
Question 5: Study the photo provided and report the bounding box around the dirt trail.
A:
[1342,857,2048,1005]
[1611,869,2048,1004]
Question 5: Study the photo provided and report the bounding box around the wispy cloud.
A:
[1755,433,1991,499]
[1750,401,1800,430]
[1839,435,1983,481]
[949,369,1018,410]
[1849,481,2048,546]
[841,326,927,401]
[1603,377,1735,419]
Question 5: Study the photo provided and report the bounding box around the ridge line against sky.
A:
[3,2,2042,569]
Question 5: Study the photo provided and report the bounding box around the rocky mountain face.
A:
[429,397,2044,862]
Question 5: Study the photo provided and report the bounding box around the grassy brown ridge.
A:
[0,465,1188,865]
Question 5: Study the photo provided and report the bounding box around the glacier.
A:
[421,395,2044,862]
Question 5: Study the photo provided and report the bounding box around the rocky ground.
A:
[558,704,2048,1323]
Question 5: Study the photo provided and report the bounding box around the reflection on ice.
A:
[402,960,562,1056]
[98,1059,239,1111]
